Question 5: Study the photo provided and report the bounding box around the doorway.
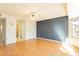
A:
[16,20,25,42]
[0,17,6,45]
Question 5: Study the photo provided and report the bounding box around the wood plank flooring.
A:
[0,38,79,56]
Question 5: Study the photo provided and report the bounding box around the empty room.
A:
[0,3,79,56]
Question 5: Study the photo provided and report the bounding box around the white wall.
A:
[16,15,36,40]
[24,17,36,39]
[3,14,36,44]
[5,15,16,44]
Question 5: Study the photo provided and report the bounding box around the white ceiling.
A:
[0,3,67,21]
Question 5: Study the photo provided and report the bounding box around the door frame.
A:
[16,19,25,42]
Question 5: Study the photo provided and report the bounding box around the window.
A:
[72,18,79,38]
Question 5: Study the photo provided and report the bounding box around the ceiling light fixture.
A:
[30,11,38,20]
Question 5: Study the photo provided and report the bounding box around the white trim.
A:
[37,37,62,44]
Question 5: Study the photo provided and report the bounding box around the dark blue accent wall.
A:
[37,16,68,42]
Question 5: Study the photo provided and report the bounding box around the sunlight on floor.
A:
[60,38,77,56]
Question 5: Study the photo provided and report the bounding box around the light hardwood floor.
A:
[0,38,79,56]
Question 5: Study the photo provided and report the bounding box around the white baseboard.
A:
[37,37,62,44]
[5,37,62,45]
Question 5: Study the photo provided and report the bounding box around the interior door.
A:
[16,20,25,42]
[0,18,5,45]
